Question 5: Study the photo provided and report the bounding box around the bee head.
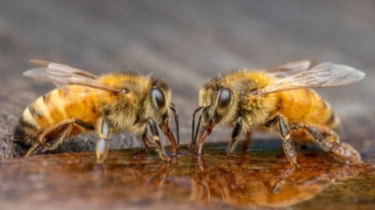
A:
[147,78,179,150]
[199,86,235,126]
[147,78,171,124]
[191,85,236,147]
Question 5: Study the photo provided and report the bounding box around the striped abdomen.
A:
[277,88,340,129]
[274,88,340,143]
[14,86,101,145]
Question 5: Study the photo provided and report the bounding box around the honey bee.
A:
[192,60,365,167]
[14,60,179,163]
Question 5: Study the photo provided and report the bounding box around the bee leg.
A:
[38,119,73,145]
[192,107,204,146]
[25,142,42,157]
[26,119,77,156]
[169,104,180,146]
[96,117,111,163]
[189,156,211,202]
[131,133,156,158]
[242,131,252,152]
[142,132,157,152]
[43,125,73,151]
[160,123,179,156]
[277,115,299,169]
[291,124,362,164]
[44,119,95,151]
[263,167,295,194]
[227,117,243,157]
[148,119,169,161]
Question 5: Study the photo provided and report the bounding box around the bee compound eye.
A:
[218,88,231,107]
[151,87,166,108]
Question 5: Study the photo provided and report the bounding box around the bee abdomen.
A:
[321,99,340,129]
[13,113,40,146]
[14,91,59,141]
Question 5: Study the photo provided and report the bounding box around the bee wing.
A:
[23,59,120,92]
[266,60,318,78]
[259,62,366,95]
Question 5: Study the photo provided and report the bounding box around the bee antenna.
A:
[169,104,180,146]
[192,106,204,145]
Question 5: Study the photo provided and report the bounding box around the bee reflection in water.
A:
[188,154,369,208]
[91,158,178,200]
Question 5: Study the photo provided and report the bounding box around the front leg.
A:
[159,123,179,156]
[148,119,169,161]
[227,117,243,156]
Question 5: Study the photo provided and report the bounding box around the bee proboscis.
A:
[192,60,365,167]
[14,60,179,163]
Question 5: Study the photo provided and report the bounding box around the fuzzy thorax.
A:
[99,73,172,136]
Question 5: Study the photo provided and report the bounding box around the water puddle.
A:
[0,143,374,209]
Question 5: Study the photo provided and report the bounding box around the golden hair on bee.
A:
[192,60,365,167]
[14,60,179,163]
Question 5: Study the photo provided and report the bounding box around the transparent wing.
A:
[259,62,366,95]
[266,60,318,78]
[23,59,120,92]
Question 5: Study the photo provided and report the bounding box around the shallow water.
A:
[0,143,374,210]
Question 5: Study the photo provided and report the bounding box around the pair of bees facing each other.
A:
[14,59,365,166]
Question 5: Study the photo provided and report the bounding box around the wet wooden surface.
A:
[1,144,374,210]
[1,1,375,209]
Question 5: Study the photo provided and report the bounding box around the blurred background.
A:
[0,0,374,159]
